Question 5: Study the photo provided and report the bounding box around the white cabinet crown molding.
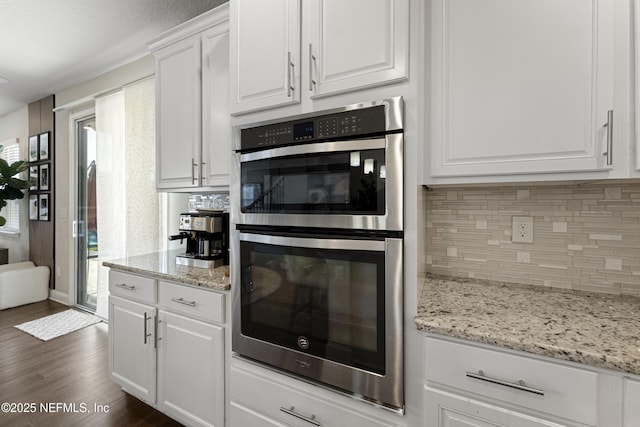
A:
[148,3,230,52]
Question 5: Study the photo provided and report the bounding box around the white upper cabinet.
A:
[427,0,620,182]
[306,0,409,98]
[154,35,202,189]
[230,0,301,114]
[202,23,232,188]
[150,5,231,191]
[230,0,409,115]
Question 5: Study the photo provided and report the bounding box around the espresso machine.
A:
[170,212,229,268]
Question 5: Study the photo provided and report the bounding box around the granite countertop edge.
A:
[102,250,230,292]
[415,274,640,376]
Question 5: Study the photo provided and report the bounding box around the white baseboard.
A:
[49,289,70,306]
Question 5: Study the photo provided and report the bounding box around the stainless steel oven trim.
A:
[231,229,404,412]
[232,96,403,151]
[237,231,386,252]
[235,132,403,231]
[240,137,386,163]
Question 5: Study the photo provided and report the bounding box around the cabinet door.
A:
[230,0,301,114]
[157,310,224,427]
[424,386,567,427]
[202,23,231,189]
[155,35,202,189]
[624,378,640,427]
[429,0,614,179]
[108,296,156,404]
[306,0,409,98]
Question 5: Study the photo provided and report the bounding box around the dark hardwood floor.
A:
[0,300,184,427]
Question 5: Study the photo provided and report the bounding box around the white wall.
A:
[53,55,155,304]
[0,106,30,262]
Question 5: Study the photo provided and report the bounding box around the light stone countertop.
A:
[415,274,640,376]
[103,249,230,291]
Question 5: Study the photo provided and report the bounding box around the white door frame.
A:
[68,106,95,309]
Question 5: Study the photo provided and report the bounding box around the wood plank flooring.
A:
[0,300,183,427]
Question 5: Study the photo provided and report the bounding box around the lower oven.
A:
[231,227,404,412]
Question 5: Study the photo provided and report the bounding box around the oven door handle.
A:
[238,232,390,252]
[240,137,387,163]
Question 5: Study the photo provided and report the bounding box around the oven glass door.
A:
[238,135,403,231]
[239,232,389,375]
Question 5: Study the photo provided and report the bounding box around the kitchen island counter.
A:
[103,249,230,291]
[415,274,640,376]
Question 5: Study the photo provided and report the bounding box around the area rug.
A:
[14,309,102,341]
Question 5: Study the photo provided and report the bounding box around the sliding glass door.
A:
[75,115,98,312]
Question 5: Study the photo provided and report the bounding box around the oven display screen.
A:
[293,121,314,140]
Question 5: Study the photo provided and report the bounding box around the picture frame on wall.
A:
[29,195,38,220]
[39,164,50,191]
[38,131,49,160]
[38,194,49,221]
[29,166,38,191]
[29,135,38,162]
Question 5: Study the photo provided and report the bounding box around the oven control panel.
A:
[240,104,387,151]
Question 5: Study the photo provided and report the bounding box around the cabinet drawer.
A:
[424,337,598,426]
[158,281,225,324]
[109,270,156,304]
[230,360,397,427]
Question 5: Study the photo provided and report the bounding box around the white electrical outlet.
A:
[512,216,534,243]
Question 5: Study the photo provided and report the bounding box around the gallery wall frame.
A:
[39,164,50,191]
[38,194,49,221]
[29,135,38,162]
[39,131,50,161]
[29,166,38,191]
[29,195,38,221]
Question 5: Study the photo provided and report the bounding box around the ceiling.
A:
[0,0,227,118]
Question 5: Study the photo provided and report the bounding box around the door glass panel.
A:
[76,117,97,311]
[241,147,386,214]
[240,238,385,374]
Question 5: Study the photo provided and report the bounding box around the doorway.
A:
[75,115,98,312]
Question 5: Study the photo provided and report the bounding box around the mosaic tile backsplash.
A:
[425,182,640,295]
[188,193,230,212]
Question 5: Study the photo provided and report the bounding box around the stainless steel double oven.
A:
[231,97,404,412]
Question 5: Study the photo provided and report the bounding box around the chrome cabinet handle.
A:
[287,51,295,97]
[143,312,152,345]
[603,110,614,166]
[308,43,316,92]
[116,283,135,291]
[171,297,197,307]
[280,407,320,426]
[466,370,544,396]
[192,158,198,185]
[201,161,206,182]
[154,318,160,349]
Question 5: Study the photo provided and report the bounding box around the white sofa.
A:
[0,261,50,310]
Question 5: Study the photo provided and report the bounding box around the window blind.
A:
[0,142,21,233]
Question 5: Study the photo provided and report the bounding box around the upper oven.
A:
[233,97,403,231]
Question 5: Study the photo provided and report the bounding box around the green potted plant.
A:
[0,153,30,226]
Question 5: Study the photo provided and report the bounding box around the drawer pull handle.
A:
[143,312,152,344]
[466,370,544,396]
[170,297,197,307]
[280,406,320,426]
[116,283,135,291]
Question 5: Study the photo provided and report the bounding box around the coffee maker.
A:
[170,212,229,268]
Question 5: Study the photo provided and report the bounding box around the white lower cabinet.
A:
[157,310,224,427]
[425,387,565,427]
[624,378,640,427]
[229,358,401,427]
[423,336,598,427]
[108,296,157,404]
[108,270,226,427]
